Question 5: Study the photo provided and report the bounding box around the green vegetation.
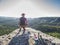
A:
[32,25,60,39]
[0,17,60,38]
[28,17,60,39]
[0,25,17,36]
[47,32,60,38]
[0,17,18,36]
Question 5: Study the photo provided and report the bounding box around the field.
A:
[47,32,60,38]
[0,17,18,36]
[0,25,17,36]
[33,25,60,39]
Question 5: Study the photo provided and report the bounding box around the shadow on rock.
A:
[8,31,30,45]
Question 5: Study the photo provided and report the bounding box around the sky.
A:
[0,0,60,18]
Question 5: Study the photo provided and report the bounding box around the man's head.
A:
[21,13,25,17]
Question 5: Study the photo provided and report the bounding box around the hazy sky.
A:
[0,0,60,18]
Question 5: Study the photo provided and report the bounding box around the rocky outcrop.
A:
[0,28,60,45]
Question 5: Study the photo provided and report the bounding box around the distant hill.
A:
[0,17,19,26]
[0,17,60,31]
[0,17,60,27]
[28,17,60,27]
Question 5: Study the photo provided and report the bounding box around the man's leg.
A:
[19,26,21,32]
[23,26,26,34]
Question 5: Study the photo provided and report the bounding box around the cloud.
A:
[0,0,60,18]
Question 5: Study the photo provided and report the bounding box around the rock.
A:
[0,41,3,45]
